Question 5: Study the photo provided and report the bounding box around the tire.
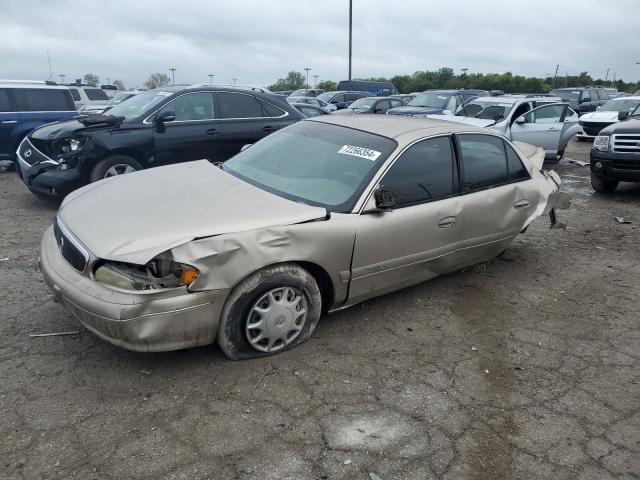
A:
[217,263,322,360]
[591,173,618,193]
[89,155,142,183]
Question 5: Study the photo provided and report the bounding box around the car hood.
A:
[30,116,124,141]
[58,160,327,265]
[428,114,497,128]
[600,118,640,135]
[387,106,445,116]
[579,111,619,123]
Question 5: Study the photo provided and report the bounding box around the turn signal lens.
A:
[181,269,199,285]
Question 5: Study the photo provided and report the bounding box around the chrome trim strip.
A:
[16,137,60,167]
[55,215,90,272]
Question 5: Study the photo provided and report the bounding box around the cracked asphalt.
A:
[1,139,639,480]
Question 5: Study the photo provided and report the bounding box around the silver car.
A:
[434,95,581,161]
[40,116,561,359]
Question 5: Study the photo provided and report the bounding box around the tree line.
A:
[268,68,640,94]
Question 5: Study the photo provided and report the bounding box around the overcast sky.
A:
[1,0,639,88]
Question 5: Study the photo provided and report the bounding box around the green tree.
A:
[316,80,337,91]
[268,71,306,91]
[83,73,100,87]
[144,72,170,90]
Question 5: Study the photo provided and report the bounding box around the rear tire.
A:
[90,155,142,183]
[217,263,322,360]
[591,173,618,193]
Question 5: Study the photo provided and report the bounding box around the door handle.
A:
[205,128,221,136]
[547,127,559,131]
[513,199,531,209]
[263,125,276,132]
[1,120,17,124]
[438,216,456,228]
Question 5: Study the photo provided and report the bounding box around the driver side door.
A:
[348,136,462,304]
[510,104,568,157]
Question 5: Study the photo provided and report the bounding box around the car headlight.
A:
[61,138,82,154]
[94,255,199,291]
[593,135,610,152]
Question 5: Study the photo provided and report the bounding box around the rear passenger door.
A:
[349,136,462,303]
[152,91,222,165]
[216,92,288,160]
[454,134,535,266]
[0,88,17,159]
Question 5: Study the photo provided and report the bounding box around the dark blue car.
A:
[387,90,479,117]
[0,83,77,165]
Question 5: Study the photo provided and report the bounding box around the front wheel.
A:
[90,155,142,183]
[217,263,322,360]
[591,173,618,193]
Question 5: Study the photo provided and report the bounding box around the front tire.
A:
[217,263,322,360]
[90,155,142,183]
[591,173,618,193]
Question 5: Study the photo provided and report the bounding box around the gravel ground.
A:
[1,139,639,480]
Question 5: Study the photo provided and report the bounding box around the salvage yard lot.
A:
[1,139,638,480]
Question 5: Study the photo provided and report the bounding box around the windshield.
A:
[600,99,640,113]
[105,92,133,107]
[106,90,172,119]
[316,92,335,102]
[223,122,397,212]
[455,100,515,121]
[407,92,451,109]
[550,89,580,102]
[349,98,377,110]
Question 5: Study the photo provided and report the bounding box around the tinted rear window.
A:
[0,89,11,111]
[84,88,109,101]
[68,88,81,101]
[218,92,264,118]
[13,88,74,112]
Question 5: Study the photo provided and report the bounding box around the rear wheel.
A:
[90,155,142,182]
[217,263,322,360]
[591,173,618,193]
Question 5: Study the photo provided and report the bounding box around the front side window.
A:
[380,136,455,207]
[13,88,73,111]
[218,92,263,118]
[457,134,508,189]
[158,92,215,121]
[0,89,11,111]
[108,90,173,120]
[522,104,565,124]
[223,122,397,212]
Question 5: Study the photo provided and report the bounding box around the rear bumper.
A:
[40,226,229,352]
[590,150,640,182]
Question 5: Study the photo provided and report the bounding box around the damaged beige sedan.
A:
[40,116,561,359]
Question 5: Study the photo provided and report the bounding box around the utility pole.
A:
[313,74,319,87]
[551,64,559,88]
[59,74,65,84]
[208,73,214,84]
[604,67,610,86]
[348,0,353,84]
[304,67,311,88]
[232,77,237,86]
[461,68,468,75]
[565,71,568,87]
[169,67,176,85]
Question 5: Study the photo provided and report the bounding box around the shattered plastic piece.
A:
[568,159,589,167]
[343,459,352,465]
[369,473,383,480]
[471,346,478,351]
[0,257,8,261]
[29,331,80,338]
[615,217,631,224]
[484,369,490,374]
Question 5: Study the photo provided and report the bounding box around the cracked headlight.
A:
[593,135,609,152]
[94,255,199,291]
[61,138,82,153]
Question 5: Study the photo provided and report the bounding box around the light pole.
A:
[169,67,176,85]
[313,74,319,87]
[304,67,311,89]
[59,73,66,84]
[208,73,214,84]
[348,0,352,84]
[232,77,237,86]
[461,68,468,75]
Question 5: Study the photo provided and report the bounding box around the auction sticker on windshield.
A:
[338,145,382,161]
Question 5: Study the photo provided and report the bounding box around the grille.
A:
[53,218,89,272]
[612,159,640,171]
[18,138,50,166]
[579,121,611,136]
[611,134,640,153]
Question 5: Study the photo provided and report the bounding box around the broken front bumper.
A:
[39,226,229,352]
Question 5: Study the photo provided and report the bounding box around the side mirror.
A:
[155,110,176,124]
[240,144,252,152]
[515,115,526,124]
[374,188,396,210]
[618,111,630,121]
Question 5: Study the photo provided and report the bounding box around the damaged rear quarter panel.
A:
[169,213,358,309]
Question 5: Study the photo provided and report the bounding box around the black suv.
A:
[590,105,640,192]
[549,87,609,115]
[16,86,304,198]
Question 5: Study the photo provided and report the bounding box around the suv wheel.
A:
[217,263,322,360]
[90,155,142,182]
[591,172,618,193]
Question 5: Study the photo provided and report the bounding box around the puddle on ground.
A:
[560,173,593,196]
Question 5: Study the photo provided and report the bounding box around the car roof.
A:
[0,83,72,90]
[610,95,640,101]
[309,114,485,142]
[470,95,563,104]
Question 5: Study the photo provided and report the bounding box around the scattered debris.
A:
[471,346,478,352]
[357,427,365,433]
[0,257,8,261]
[615,217,631,224]
[369,473,383,480]
[514,366,524,370]
[54,461,60,468]
[140,370,152,375]
[343,459,352,465]
[483,369,490,374]
[568,159,589,167]
[406,327,413,332]
[477,457,487,470]
[29,331,80,338]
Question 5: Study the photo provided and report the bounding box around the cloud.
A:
[0,0,638,88]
